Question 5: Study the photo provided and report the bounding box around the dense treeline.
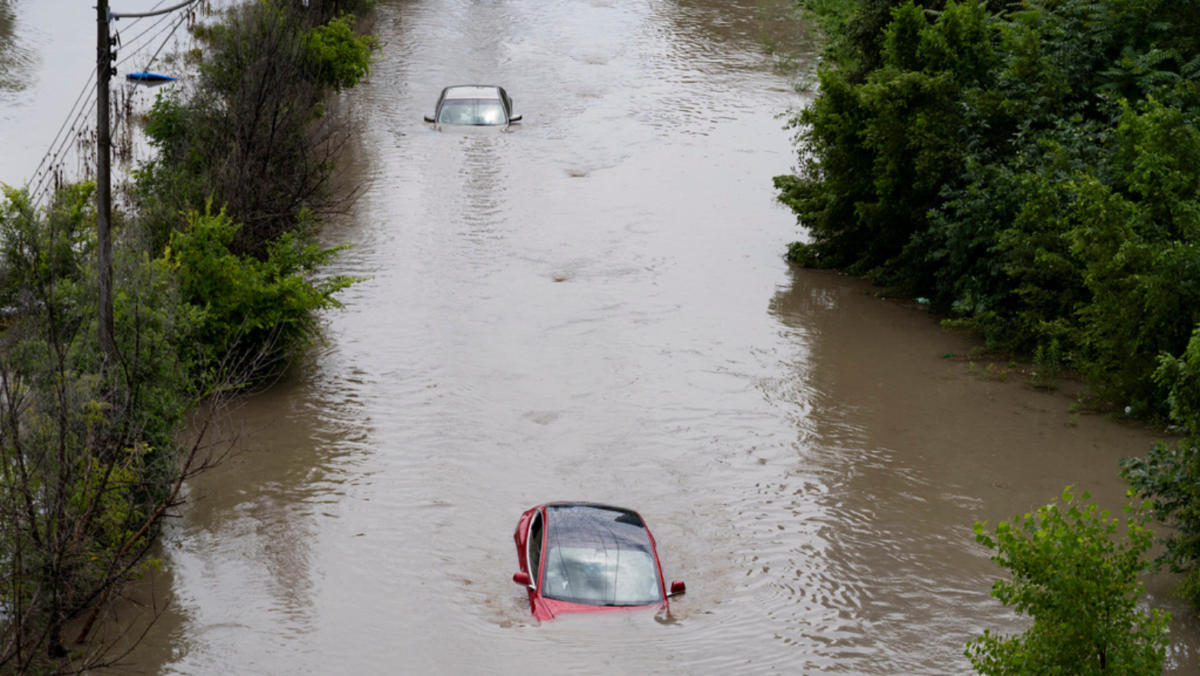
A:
[778,0,1200,626]
[0,1,374,672]
[777,0,1200,418]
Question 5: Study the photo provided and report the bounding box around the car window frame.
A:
[435,88,448,119]
[435,86,512,126]
[526,509,544,590]
[435,98,508,125]
[497,86,511,117]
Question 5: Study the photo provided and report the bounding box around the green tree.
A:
[305,14,377,92]
[967,488,1169,675]
[782,0,1200,417]
[136,0,376,255]
[0,185,206,669]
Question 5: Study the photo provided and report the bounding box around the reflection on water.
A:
[115,362,375,672]
[0,0,34,98]
[457,135,506,241]
[764,267,1200,672]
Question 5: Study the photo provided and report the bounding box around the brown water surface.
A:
[2,0,1197,673]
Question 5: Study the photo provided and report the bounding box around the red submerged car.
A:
[512,502,686,621]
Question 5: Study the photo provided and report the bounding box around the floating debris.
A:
[125,71,178,84]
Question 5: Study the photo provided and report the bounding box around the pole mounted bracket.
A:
[110,0,199,20]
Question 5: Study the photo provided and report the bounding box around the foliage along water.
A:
[775,0,1200,622]
[3,0,1200,673]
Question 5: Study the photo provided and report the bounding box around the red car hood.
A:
[529,595,664,621]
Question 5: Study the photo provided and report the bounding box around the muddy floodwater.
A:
[3,0,1200,673]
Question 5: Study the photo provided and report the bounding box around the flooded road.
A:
[3,0,1199,673]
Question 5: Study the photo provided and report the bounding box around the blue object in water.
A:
[125,71,178,83]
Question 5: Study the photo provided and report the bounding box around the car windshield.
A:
[437,99,507,125]
[542,505,663,607]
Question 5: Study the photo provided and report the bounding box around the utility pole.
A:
[96,0,117,361]
[93,0,195,362]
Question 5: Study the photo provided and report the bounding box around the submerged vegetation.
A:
[0,1,374,672]
[780,0,1200,621]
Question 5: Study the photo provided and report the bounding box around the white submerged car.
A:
[424,85,522,129]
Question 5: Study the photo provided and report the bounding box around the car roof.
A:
[544,503,652,549]
[442,85,504,100]
[543,501,641,516]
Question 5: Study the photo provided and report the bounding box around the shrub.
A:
[161,206,356,373]
[306,14,377,92]
[968,488,1169,675]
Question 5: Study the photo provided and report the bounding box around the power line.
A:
[114,8,183,68]
[118,0,174,29]
[27,68,97,204]
[27,11,167,204]
[30,87,102,206]
[26,0,241,209]
[26,0,170,190]
[27,0,197,205]
[107,10,192,149]
[138,8,191,75]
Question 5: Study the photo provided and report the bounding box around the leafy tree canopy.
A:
[780,0,1200,417]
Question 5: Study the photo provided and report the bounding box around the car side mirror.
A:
[513,572,532,587]
[669,581,686,596]
[509,115,522,123]
[423,115,435,123]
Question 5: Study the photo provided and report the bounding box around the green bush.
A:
[161,207,356,373]
[1122,329,1200,612]
[791,1,1200,611]
[0,183,96,310]
[968,488,1169,675]
[0,0,375,663]
[136,0,376,254]
[306,14,377,92]
[130,0,369,379]
[1122,439,1200,606]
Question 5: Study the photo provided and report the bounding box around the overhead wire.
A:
[27,67,97,204]
[26,0,197,205]
[28,2,171,200]
[132,6,192,75]
[114,8,183,69]
[112,0,203,20]
[29,89,103,205]
[108,9,192,152]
